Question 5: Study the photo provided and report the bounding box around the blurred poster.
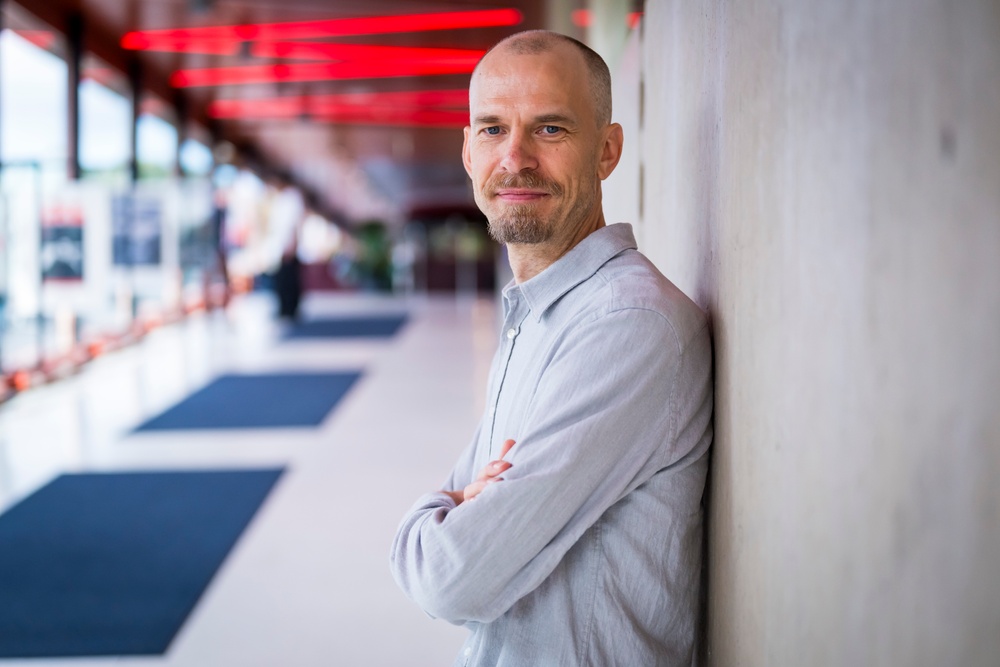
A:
[41,204,84,281]
[112,194,162,266]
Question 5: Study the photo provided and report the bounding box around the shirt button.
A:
[506,328,517,339]
[464,647,472,657]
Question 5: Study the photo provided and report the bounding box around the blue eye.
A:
[485,127,501,135]
[542,126,561,134]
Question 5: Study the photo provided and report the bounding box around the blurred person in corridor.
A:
[265,175,305,320]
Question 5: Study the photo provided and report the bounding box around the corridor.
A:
[0,292,494,666]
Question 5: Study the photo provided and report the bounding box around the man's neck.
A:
[508,216,606,284]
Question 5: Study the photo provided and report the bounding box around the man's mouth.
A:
[494,189,550,202]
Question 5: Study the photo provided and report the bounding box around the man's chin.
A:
[487,217,551,245]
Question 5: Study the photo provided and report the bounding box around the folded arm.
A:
[390,308,690,624]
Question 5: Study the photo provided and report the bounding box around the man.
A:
[391,30,713,666]
[265,176,304,320]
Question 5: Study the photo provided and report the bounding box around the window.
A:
[79,56,131,181]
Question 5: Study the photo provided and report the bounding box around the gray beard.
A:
[487,206,553,245]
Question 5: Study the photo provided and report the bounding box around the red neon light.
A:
[313,108,468,128]
[209,101,466,128]
[208,89,469,119]
[571,10,643,29]
[172,58,479,87]
[314,89,468,108]
[120,34,240,55]
[210,98,304,118]
[122,8,522,48]
[251,42,485,63]
[121,35,487,62]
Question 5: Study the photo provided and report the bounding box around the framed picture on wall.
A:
[112,193,162,267]
[40,203,84,282]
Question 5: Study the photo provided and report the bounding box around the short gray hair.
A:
[476,30,612,127]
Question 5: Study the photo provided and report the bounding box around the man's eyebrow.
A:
[471,113,577,126]
[535,114,574,125]
[472,114,503,126]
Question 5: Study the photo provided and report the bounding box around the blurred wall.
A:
[600,0,1000,664]
[600,24,641,234]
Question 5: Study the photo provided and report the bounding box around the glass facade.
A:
[136,95,177,179]
[79,57,131,181]
[0,6,218,371]
[0,2,351,377]
[0,14,70,366]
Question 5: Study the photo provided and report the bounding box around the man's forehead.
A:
[469,47,585,111]
[470,93,575,121]
[473,41,582,84]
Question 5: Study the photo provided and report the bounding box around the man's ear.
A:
[597,123,624,180]
[462,126,473,178]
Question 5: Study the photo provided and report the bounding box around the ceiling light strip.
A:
[122,36,487,61]
[172,59,479,87]
[251,42,486,62]
[208,89,469,117]
[316,108,470,128]
[212,105,467,127]
[123,8,522,48]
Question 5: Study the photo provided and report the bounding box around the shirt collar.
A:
[505,223,638,322]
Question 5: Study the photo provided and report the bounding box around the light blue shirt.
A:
[391,223,713,666]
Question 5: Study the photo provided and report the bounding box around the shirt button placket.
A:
[490,292,521,451]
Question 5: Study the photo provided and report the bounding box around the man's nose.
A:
[499,130,538,173]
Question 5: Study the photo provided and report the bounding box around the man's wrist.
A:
[441,489,464,505]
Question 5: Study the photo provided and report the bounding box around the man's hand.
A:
[442,439,515,506]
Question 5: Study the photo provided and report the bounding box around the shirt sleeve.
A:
[389,307,702,625]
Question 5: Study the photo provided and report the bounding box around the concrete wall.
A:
[601,24,641,235]
[601,1,1000,664]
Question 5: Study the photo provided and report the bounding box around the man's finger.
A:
[464,478,498,502]
[475,459,511,482]
[499,438,516,459]
[463,480,486,501]
[464,468,510,501]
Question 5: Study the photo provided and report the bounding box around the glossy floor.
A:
[0,292,498,667]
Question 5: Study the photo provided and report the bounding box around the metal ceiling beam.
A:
[66,11,82,180]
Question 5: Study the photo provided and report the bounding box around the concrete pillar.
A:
[544,0,581,38]
[127,58,141,183]
[586,0,630,73]
[0,0,5,166]
[639,1,1000,665]
[66,12,82,180]
[173,92,186,178]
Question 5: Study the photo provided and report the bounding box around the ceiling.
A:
[9,0,589,225]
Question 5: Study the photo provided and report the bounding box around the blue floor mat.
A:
[0,468,284,657]
[135,372,360,431]
[284,315,408,339]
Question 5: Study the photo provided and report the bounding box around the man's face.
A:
[463,44,611,246]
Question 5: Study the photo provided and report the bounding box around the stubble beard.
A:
[487,205,552,245]
[479,172,563,246]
